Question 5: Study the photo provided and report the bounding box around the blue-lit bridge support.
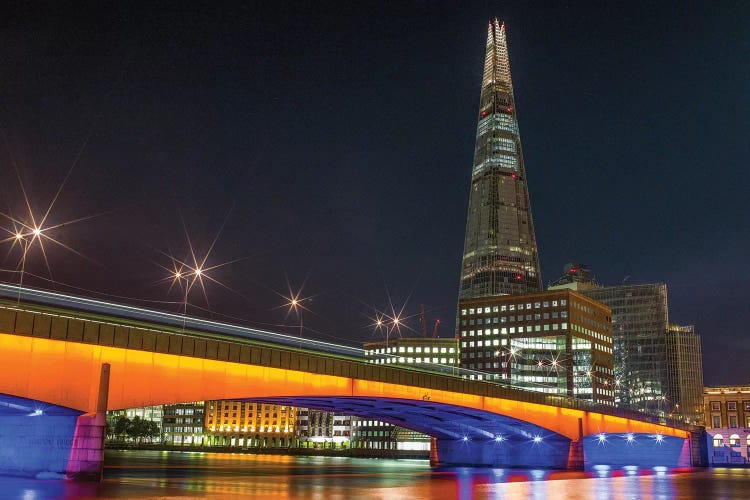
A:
[0,394,83,478]
[0,364,110,480]
[582,432,689,470]
[432,434,572,468]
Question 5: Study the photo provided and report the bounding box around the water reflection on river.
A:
[3,450,750,499]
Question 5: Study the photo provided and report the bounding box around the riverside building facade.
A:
[204,401,297,448]
[704,385,750,464]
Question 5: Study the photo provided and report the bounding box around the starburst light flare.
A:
[155,205,248,318]
[0,126,102,287]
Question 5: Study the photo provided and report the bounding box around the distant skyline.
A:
[0,2,748,384]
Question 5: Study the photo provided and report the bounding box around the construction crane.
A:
[419,303,442,338]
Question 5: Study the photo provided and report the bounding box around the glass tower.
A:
[459,19,542,299]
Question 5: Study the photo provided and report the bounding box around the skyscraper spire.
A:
[458,20,542,299]
[481,19,512,92]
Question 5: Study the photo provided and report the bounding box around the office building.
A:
[666,324,704,424]
[162,402,207,446]
[363,336,460,367]
[296,409,351,448]
[458,289,615,405]
[549,265,704,422]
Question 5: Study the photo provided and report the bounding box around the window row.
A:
[461,300,567,316]
[461,323,569,337]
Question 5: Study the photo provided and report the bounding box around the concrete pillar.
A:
[567,418,584,470]
[429,437,440,466]
[567,440,584,470]
[66,363,110,481]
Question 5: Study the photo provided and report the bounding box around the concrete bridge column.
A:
[429,437,440,466]
[66,363,110,481]
[566,417,584,470]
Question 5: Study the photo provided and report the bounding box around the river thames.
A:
[2,450,750,499]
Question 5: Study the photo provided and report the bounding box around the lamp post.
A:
[13,231,27,303]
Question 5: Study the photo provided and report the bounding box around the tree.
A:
[145,420,161,443]
[127,416,150,443]
[113,416,131,442]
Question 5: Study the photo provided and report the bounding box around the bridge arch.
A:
[244,396,564,443]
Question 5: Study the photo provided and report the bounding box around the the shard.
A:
[459,20,542,299]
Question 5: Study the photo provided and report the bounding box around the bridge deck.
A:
[0,297,697,433]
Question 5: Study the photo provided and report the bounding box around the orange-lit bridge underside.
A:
[0,332,688,442]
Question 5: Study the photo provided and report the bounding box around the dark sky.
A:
[0,2,748,385]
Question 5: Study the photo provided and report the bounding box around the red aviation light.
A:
[570,268,578,274]
[511,173,517,179]
[506,106,513,112]
[515,274,522,281]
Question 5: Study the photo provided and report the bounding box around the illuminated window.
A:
[710,401,720,411]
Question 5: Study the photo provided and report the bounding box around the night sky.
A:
[1,2,747,384]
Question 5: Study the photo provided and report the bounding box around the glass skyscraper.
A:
[459,20,542,299]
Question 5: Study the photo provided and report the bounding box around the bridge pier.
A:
[582,433,688,470]
[431,435,571,469]
[66,363,110,481]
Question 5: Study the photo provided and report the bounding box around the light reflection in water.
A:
[0,451,748,499]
